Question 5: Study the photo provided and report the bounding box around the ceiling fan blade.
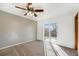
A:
[34,9,44,12]
[24,13,27,16]
[34,13,37,17]
[15,6,27,10]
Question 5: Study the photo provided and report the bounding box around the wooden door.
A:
[75,13,78,50]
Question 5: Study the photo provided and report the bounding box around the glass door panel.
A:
[50,23,57,40]
[44,24,49,41]
[44,23,57,41]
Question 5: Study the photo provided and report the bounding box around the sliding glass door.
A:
[44,23,57,41]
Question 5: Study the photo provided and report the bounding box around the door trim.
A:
[75,13,78,50]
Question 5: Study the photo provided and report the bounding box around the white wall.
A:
[0,10,37,49]
[37,13,75,48]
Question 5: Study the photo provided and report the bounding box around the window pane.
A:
[50,23,57,37]
[44,24,49,38]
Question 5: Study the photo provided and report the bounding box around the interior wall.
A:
[37,14,75,48]
[0,10,37,49]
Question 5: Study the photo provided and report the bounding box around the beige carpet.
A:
[0,40,44,56]
[0,40,78,56]
[59,46,78,56]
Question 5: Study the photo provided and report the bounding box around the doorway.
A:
[43,23,57,42]
[43,23,57,56]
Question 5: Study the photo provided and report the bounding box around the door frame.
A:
[75,13,78,50]
[43,23,57,41]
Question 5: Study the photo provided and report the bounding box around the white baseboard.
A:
[56,42,74,49]
[0,39,35,50]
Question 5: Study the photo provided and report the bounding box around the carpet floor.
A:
[0,40,44,56]
[0,40,78,56]
[59,46,78,56]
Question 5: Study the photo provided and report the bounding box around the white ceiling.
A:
[0,3,79,21]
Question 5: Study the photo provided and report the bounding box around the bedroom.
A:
[0,3,78,56]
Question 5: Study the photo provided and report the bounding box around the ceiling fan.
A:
[15,3,44,17]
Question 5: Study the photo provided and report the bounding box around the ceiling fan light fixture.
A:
[15,3,44,17]
[27,11,32,15]
[27,11,35,16]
